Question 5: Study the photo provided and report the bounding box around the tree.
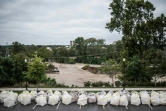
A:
[37,47,53,61]
[11,41,25,55]
[125,56,146,86]
[101,59,120,87]
[26,54,46,90]
[74,37,85,55]
[106,0,166,59]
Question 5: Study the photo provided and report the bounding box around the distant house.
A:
[46,47,52,51]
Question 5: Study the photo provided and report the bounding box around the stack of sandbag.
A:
[4,91,18,107]
[77,94,87,106]
[131,91,141,106]
[150,91,160,106]
[0,90,9,103]
[106,90,113,103]
[97,91,107,106]
[159,91,166,105]
[30,90,37,100]
[18,91,31,105]
[62,91,72,105]
[70,91,79,103]
[87,93,96,103]
[35,95,47,106]
[48,93,59,105]
[54,91,62,100]
[110,91,120,106]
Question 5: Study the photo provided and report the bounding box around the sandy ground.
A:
[47,63,112,87]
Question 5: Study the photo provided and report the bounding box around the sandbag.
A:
[46,90,53,97]
[122,90,131,102]
[97,93,107,106]
[54,91,62,100]
[36,95,47,106]
[151,91,160,106]
[77,94,87,106]
[48,94,59,105]
[30,90,37,100]
[106,91,113,102]
[70,91,79,103]
[4,97,16,108]
[88,93,96,103]
[62,91,72,105]
[140,91,150,105]
[110,92,120,106]
[120,95,128,107]
[159,91,166,105]
[131,91,140,106]
[0,90,9,103]
[18,93,31,105]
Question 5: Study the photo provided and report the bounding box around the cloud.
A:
[0,0,166,45]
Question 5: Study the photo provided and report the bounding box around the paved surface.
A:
[0,101,166,111]
[0,88,166,91]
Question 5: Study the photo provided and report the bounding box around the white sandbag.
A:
[70,91,79,103]
[122,90,131,102]
[4,97,16,108]
[159,91,166,105]
[37,91,45,96]
[106,91,113,102]
[46,90,53,97]
[54,91,62,100]
[97,95,107,106]
[131,91,140,106]
[151,91,160,106]
[18,93,31,105]
[48,94,59,105]
[77,94,87,106]
[88,93,96,103]
[0,90,9,103]
[36,95,47,106]
[140,91,150,105]
[30,90,37,100]
[120,95,128,108]
[110,92,120,106]
[62,91,72,105]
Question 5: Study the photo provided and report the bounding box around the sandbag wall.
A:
[0,90,166,109]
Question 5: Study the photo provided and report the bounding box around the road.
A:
[0,101,165,111]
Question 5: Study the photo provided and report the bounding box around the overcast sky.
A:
[0,0,166,45]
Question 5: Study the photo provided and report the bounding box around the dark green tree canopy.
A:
[106,0,166,59]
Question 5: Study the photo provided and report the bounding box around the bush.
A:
[115,81,121,87]
[84,81,112,87]
[84,81,91,87]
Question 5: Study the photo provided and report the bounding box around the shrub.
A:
[115,81,121,87]
[84,81,91,87]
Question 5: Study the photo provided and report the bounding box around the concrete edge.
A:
[0,88,166,91]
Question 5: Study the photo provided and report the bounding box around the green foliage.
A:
[115,81,121,87]
[106,0,166,59]
[84,81,112,87]
[11,41,25,55]
[43,77,57,87]
[26,54,46,85]
[0,56,27,87]
[37,47,53,61]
